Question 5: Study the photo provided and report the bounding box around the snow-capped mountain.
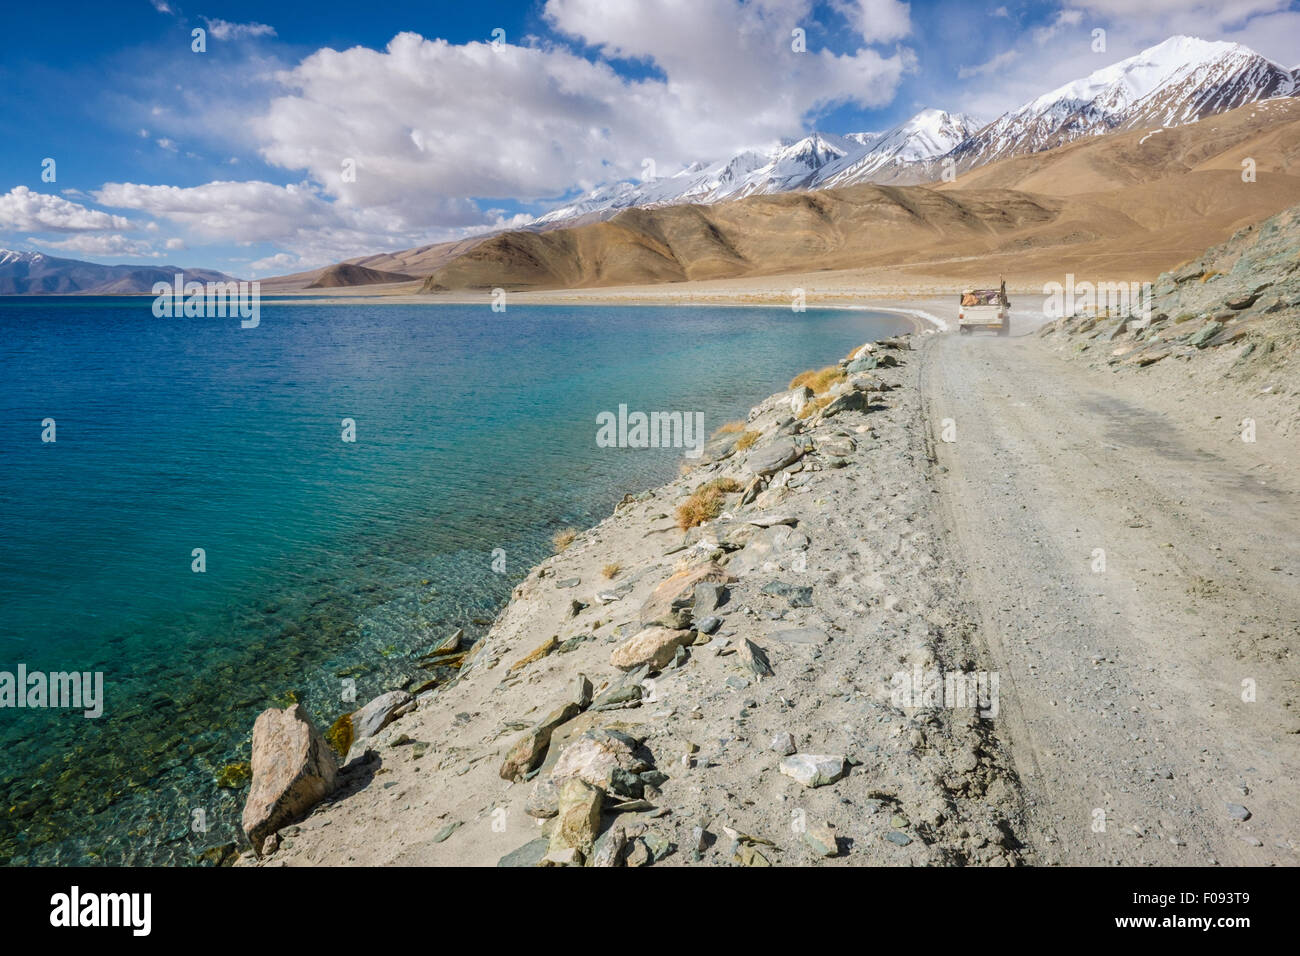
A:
[534,114,971,226]
[531,37,1298,230]
[819,109,980,187]
[949,36,1299,168]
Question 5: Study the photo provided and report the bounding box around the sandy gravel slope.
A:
[920,319,1299,865]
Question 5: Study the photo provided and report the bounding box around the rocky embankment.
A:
[229,329,1030,867]
[1038,201,1300,438]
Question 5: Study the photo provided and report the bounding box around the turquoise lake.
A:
[0,297,911,864]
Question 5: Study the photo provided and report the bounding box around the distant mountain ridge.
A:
[534,110,979,226]
[0,249,238,295]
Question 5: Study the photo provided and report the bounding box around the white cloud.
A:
[202,18,277,41]
[958,49,1018,79]
[94,180,339,241]
[1033,8,1084,44]
[156,137,179,152]
[0,187,133,232]
[252,9,910,224]
[833,0,913,43]
[92,179,484,269]
[32,234,160,257]
[249,251,302,273]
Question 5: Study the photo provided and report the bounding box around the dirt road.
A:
[919,311,1299,865]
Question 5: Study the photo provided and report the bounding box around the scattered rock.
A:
[803,821,839,857]
[761,580,813,607]
[610,626,697,672]
[737,639,774,677]
[241,704,339,856]
[693,581,729,616]
[770,732,797,756]
[746,442,803,477]
[1189,321,1224,348]
[640,562,733,628]
[497,838,549,867]
[499,701,581,782]
[350,690,412,740]
[1225,802,1251,821]
[779,753,846,788]
[789,385,814,413]
[509,635,559,674]
[550,778,603,857]
[589,825,627,867]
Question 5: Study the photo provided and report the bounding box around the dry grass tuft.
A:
[676,486,724,531]
[734,430,760,451]
[713,420,748,436]
[552,528,577,552]
[789,365,845,394]
[699,475,743,494]
[601,562,621,579]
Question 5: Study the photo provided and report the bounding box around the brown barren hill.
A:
[420,100,1300,294]
[306,263,417,288]
[421,186,1062,291]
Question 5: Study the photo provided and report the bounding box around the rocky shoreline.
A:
[226,324,1032,867]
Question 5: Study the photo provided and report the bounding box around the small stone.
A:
[431,821,461,843]
[693,581,728,616]
[735,844,771,866]
[1225,802,1251,821]
[884,831,912,847]
[696,616,722,635]
[610,626,696,672]
[550,778,603,856]
[643,832,676,862]
[803,821,838,857]
[573,674,594,709]
[770,732,797,756]
[625,838,652,867]
[779,753,846,788]
[737,639,774,677]
[351,690,413,740]
[589,825,627,867]
[544,846,584,866]
[497,837,549,867]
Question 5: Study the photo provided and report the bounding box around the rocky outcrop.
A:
[609,626,696,672]
[1039,201,1300,375]
[638,562,733,629]
[351,690,412,740]
[241,704,339,855]
[499,701,582,782]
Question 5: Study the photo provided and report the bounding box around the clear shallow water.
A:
[0,297,910,864]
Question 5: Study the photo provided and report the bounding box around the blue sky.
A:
[2,0,1297,276]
